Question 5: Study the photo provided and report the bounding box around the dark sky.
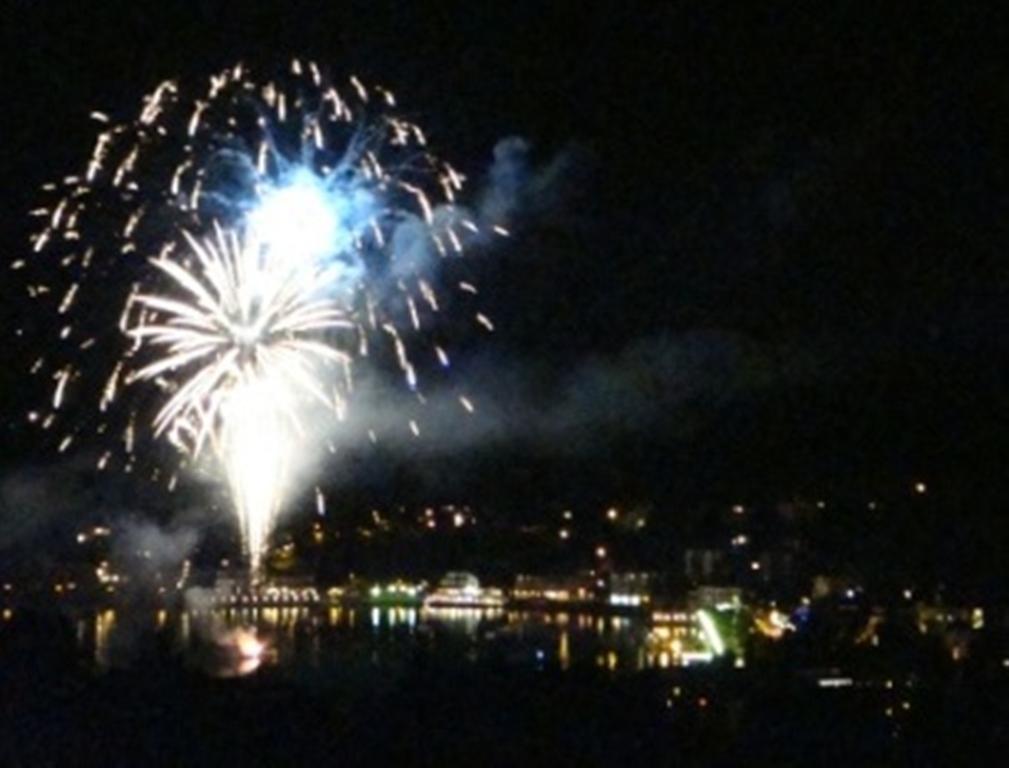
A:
[1,1,1008,515]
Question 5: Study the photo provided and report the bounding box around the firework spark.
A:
[21,59,501,574]
[126,225,355,573]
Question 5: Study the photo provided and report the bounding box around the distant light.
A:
[818,677,853,688]
[867,501,878,511]
[845,589,855,599]
[732,504,745,515]
[610,594,642,607]
[562,510,573,520]
[453,512,465,528]
[972,607,984,630]
[816,500,826,509]
[606,508,618,521]
[559,528,570,540]
[595,546,607,559]
[750,560,761,571]
[914,481,927,495]
[681,651,714,666]
[903,589,913,600]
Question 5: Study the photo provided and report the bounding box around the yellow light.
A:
[606,508,618,521]
[971,607,984,630]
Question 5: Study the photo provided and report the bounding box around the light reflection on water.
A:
[80,606,686,677]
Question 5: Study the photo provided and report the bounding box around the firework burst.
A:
[20,59,501,573]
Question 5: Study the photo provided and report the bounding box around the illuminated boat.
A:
[423,572,505,609]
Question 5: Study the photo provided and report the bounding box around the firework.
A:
[21,59,500,575]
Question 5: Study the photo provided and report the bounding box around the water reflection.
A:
[74,605,723,676]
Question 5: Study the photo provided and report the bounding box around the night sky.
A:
[1,3,1008,562]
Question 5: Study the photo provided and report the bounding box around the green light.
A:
[696,609,725,656]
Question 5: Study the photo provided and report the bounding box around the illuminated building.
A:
[646,610,722,667]
[207,573,320,606]
[365,580,425,607]
[512,573,597,605]
[608,572,655,609]
[688,586,742,611]
[684,548,727,583]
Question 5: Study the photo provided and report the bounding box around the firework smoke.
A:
[20,59,501,575]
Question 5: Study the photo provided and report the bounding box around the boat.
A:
[423,572,505,609]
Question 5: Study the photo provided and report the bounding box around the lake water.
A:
[77,605,706,678]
